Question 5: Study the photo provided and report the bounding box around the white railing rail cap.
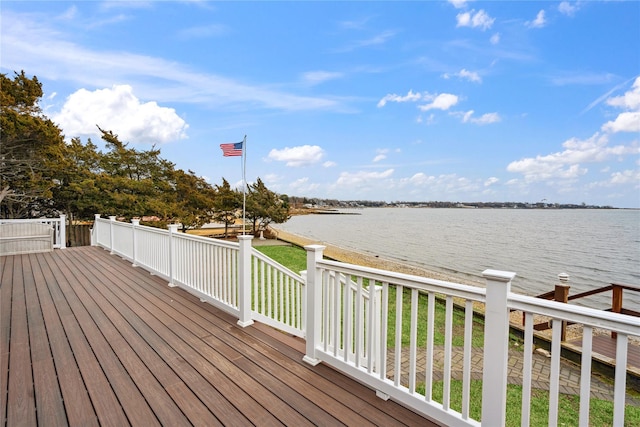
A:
[317,258,486,301]
[509,293,640,336]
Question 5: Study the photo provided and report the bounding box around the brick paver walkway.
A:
[386,346,640,406]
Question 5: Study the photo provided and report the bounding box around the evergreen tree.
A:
[245,178,290,234]
[0,71,66,218]
[212,178,241,236]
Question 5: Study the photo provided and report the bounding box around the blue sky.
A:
[2,1,639,207]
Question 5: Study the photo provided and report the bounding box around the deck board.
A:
[30,253,98,426]
[1,246,439,426]
[568,334,640,369]
[23,255,67,427]
[7,255,36,426]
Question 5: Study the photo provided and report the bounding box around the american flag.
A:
[220,141,243,157]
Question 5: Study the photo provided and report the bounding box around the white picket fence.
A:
[91,216,638,426]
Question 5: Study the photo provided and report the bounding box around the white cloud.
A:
[448,0,468,9]
[267,145,326,167]
[339,17,372,30]
[527,10,546,29]
[336,169,394,187]
[490,33,500,45]
[419,93,459,111]
[610,170,640,186]
[589,169,640,189]
[456,10,495,31]
[601,78,640,133]
[400,173,481,195]
[606,77,640,110]
[301,71,344,86]
[335,30,396,52]
[458,69,482,83]
[58,5,78,21]
[323,161,337,168]
[417,114,436,125]
[602,112,640,133]
[377,90,422,107]
[484,177,499,186]
[507,133,640,182]
[52,85,188,144]
[373,149,389,163]
[288,177,320,193]
[456,110,501,124]
[443,69,482,83]
[473,112,501,124]
[263,173,281,184]
[407,172,434,186]
[558,1,579,16]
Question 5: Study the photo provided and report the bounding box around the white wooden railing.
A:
[0,215,66,249]
[251,249,306,336]
[91,215,306,334]
[91,217,638,426]
[303,244,639,427]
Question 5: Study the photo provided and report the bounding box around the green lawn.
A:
[255,244,489,347]
[418,380,640,427]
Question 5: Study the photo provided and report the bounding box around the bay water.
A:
[274,208,640,310]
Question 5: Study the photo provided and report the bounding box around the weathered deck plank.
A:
[1,256,13,425]
[7,255,37,426]
[23,255,67,426]
[1,246,437,426]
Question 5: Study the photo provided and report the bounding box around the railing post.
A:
[303,245,325,366]
[167,224,179,287]
[612,284,623,339]
[481,269,517,427]
[108,216,117,254]
[556,273,570,341]
[91,214,101,246]
[59,214,66,249]
[237,235,254,328]
[131,218,140,267]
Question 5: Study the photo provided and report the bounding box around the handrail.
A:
[568,282,640,301]
[533,280,639,339]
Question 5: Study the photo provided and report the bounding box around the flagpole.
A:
[242,135,247,235]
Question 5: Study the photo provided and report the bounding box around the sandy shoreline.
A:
[270,227,483,287]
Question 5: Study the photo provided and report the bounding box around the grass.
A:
[255,245,307,274]
[386,285,486,348]
[417,380,640,427]
[255,244,489,347]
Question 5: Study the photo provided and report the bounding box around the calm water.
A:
[274,208,640,310]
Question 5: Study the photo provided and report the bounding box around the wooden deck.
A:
[568,335,640,374]
[1,246,438,426]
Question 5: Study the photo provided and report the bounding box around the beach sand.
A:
[269,227,640,346]
[270,227,483,286]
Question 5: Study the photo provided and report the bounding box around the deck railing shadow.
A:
[91,215,639,427]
